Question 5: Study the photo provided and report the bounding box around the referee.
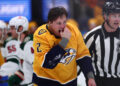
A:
[84,1,120,86]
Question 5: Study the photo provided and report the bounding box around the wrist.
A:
[59,37,69,48]
[87,71,95,79]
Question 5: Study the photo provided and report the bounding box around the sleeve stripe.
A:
[15,70,24,80]
[86,34,95,49]
[84,25,101,43]
[41,53,47,67]
[76,55,91,60]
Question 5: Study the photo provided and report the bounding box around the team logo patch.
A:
[38,29,47,35]
[60,48,76,65]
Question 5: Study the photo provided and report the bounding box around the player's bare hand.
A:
[60,27,71,40]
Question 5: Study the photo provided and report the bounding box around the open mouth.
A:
[114,23,119,25]
[59,30,64,33]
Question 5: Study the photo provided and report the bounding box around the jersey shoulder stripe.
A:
[3,37,17,47]
[21,34,33,50]
[84,25,102,39]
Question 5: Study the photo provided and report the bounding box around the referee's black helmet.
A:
[103,1,120,15]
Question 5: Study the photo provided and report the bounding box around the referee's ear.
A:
[103,14,107,21]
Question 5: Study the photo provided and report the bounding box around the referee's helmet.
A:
[103,1,120,15]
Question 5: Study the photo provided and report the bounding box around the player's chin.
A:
[55,33,61,38]
[57,34,61,38]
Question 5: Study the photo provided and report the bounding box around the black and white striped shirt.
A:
[84,24,120,78]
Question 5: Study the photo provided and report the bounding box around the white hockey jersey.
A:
[20,34,34,85]
[0,37,23,76]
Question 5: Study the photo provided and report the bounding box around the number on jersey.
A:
[7,45,16,53]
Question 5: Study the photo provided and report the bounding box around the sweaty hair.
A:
[48,7,68,22]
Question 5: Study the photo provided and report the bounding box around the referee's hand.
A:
[88,78,96,86]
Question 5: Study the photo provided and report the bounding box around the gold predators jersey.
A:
[0,50,4,66]
[33,22,90,84]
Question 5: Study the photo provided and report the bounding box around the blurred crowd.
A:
[69,0,105,34]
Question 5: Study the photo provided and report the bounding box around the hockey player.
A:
[20,22,38,86]
[0,20,8,66]
[0,20,8,45]
[0,20,8,86]
[33,7,96,86]
[0,16,29,86]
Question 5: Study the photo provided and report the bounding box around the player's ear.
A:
[48,20,54,24]
[17,25,23,32]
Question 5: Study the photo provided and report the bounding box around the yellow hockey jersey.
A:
[33,22,90,84]
[0,50,4,66]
